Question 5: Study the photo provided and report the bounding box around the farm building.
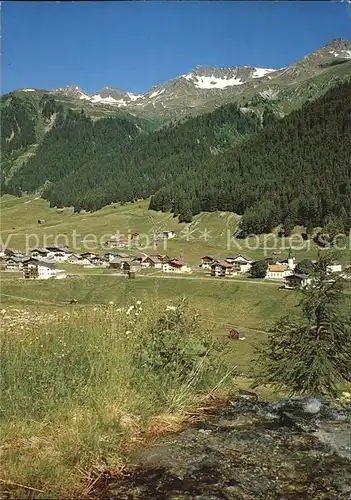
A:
[22,258,57,280]
[162,259,190,273]
[284,273,312,290]
[211,260,233,277]
[226,254,253,273]
[266,264,292,280]
[201,256,219,269]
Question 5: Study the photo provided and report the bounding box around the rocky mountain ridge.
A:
[18,38,351,116]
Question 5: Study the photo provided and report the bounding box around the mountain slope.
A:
[5,39,351,123]
[150,80,351,231]
[4,102,265,211]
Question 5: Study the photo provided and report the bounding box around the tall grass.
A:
[1,297,235,498]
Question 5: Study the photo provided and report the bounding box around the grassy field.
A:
[2,194,348,266]
[1,194,350,497]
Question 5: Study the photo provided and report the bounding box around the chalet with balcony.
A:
[210,260,234,277]
[22,258,57,280]
[284,273,312,290]
[162,259,190,273]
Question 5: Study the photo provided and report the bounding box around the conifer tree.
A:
[253,253,350,397]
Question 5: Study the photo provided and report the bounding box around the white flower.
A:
[128,305,135,311]
[126,310,130,316]
[342,392,350,398]
[166,305,177,311]
[109,301,114,305]
[126,330,132,335]
[93,307,98,311]
[136,300,141,305]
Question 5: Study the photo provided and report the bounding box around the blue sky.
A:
[2,1,351,94]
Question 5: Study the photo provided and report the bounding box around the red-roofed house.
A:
[266,264,292,280]
[162,259,190,273]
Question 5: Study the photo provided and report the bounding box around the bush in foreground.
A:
[1,297,233,498]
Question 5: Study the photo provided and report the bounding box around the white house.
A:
[284,273,312,290]
[5,256,26,271]
[67,253,80,264]
[201,256,218,270]
[102,252,117,263]
[141,255,163,269]
[22,258,57,280]
[266,264,293,280]
[163,230,175,240]
[326,263,342,274]
[226,254,253,273]
[162,259,190,273]
[30,248,50,259]
[77,257,92,266]
[211,260,234,277]
[45,246,72,262]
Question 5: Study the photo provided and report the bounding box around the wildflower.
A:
[109,301,114,305]
[126,330,132,335]
[136,301,141,305]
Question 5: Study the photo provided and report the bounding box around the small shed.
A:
[228,327,246,340]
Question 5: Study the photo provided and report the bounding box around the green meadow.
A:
[2,194,347,265]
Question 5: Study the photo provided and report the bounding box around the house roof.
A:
[169,259,186,267]
[285,273,308,280]
[268,264,288,272]
[6,256,28,263]
[212,260,233,268]
[31,248,49,254]
[145,255,161,263]
[227,254,252,262]
[202,255,218,261]
[24,258,56,268]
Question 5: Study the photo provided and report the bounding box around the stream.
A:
[98,393,351,500]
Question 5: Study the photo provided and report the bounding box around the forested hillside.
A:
[3,101,267,211]
[2,81,350,234]
[150,80,351,232]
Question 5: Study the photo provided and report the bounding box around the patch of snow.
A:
[160,102,166,109]
[183,73,243,89]
[126,92,143,101]
[79,94,91,101]
[339,49,351,59]
[149,88,166,99]
[252,68,277,79]
[90,94,127,106]
[22,89,35,92]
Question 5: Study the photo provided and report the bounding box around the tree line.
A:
[2,81,350,234]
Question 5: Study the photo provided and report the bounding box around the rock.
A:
[98,398,351,499]
[235,389,259,401]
